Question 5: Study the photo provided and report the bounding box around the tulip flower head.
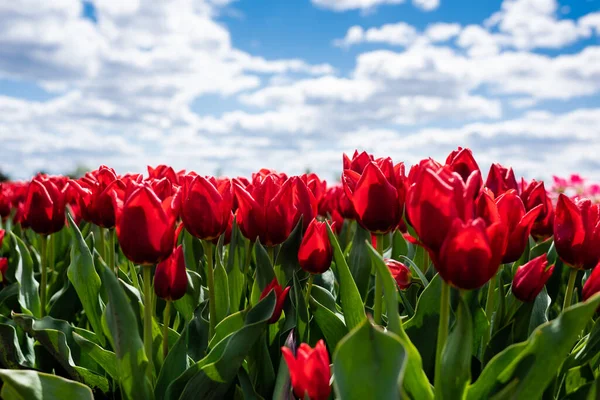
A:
[260,278,290,324]
[154,245,188,301]
[582,263,600,302]
[281,340,331,400]
[554,194,600,270]
[520,179,554,240]
[298,219,333,274]
[113,183,178,265]
[445,147,483,189]
[486,163,519,197]
[385,259,412,289]
[23,176,66,235]
[512,254,554,302]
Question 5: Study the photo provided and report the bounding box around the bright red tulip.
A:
[302,173,327,206]
[148,165,180,185]
[298,219,333,274]
[180,176,232,240]
[235,176,314,246]
[113,183,177,265]
[0,229,4,247]
[436,217,507,290]
[343,150,374,173]
[154,245,188,301]
[342,158,405,233]
[385,259,412,289]
[582,263,600,301]
[281,340,331,400]
[512,254,554,302]
[496,190,542,263]
[23,176,66,235]
[520,179,554,240]
[260,278,290,324]
[486,163,518,197]
[554,194,600,270]
[445,147,483,189]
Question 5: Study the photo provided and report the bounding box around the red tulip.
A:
[23,176,66,235]
[486,163,518,197]
[180,176,232,241]
[0,229,4,247]
[343,150,374,173]
[554,194,600,270]
[385,259,412,289]
[436,217,507,290]
[113,183,177,265]
[281,340,331,400]
[445,147,483,189]
[582,263,600,301]
[235,176,313,246]
[150,177,177,201]
[302,173,327,206]
[0,184,12,219]
[342,158,405,233]
[496,190,542,263]
[260,278,290,324]
[512,254,554,302]
[0,257,7,283]
[212,212,234,245]
[299,219,333,274]
[154,245,188,301]
[520,179,554,240]
[148,165,180,185]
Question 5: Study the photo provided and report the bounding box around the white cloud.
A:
[334,23,418,47]
[425,22,462,42]
[412,0,440,11]
[311,0,404,12]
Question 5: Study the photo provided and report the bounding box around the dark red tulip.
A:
[298,219,333,274]
[445,147,483,189]
[554,194,600,270]
[260,278,290,324]
[0,257,7,283]
[212,212,234,245]
[496,190,542,263]
[512,254,554,302]
[302,173,327,206]
[385,259,412,289]
[582,263,600,301]
[520,179,554,240]
[342,158,405,233]
[235,176,311,246]
[0,229,4,247]
[406,165,480,254]
[436,217,507,290]
[23,176,66,235]
[154,245,188,301]
[150,177,177,201]
[180,176,232,240]
[0,184,11,219]
[486,163,518,197]
[113,183,177,265]
[281,340,331,400]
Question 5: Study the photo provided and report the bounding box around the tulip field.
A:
[1,148,600,400]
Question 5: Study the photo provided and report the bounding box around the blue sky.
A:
[0,0,599,182]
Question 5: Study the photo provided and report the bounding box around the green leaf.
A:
[227,267,244,314]
[165,291,277,400]
[273,331,294,400]
[174,270,203,322]
[0,323,32,369]
[209,310,247,349]
[468,293,600,399]
[99,261,152,400]
[72,332,118,380]
[213,261,230,326]
[309,294,348,352]
[440,297,472,400]
[326,223,366,331]
[366,244,434,400]
[291,272,309,342]
[391,230,409,260]
[0,369,94,400]
[254,240,275,291]
[569,313,600,368]
[528,286,550,336]
[347,225,372,300]
[238,367,264,400]
[333,319,407,400]
[248,332,275,397]
[10,233,40,317]
[66,213,105,346]
[155,327,191,400]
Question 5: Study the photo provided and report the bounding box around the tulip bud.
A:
[23,176,66,234]
[260,278,290,324]
[0,258,7,283]
[298,219,333,274]
[385,259,412,289]
[485,163,518,197]
[520,179,554,240]
[281,340,331,400]
[512,254,554,302]
[445,147,483,189]
[582,263,600,301]
[113,183,177,265]
[154,245,188,301]
[554,194,600,270]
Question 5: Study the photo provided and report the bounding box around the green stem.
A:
[563,268,578,311]
[98,227,107,262]
[203,241,217,339]
[162,301,172,360]
[48,234,55,277]
[108,228,117,276]
[373,233,384,325]
[268,246,275,266]
[482,274,497,352]
[241,240,252,310]
[434,280,451,398]
[40,235,48,318]
[143,266,154,380]
[306,274,315,304]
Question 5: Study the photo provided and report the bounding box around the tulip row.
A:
[0,148,599,400]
